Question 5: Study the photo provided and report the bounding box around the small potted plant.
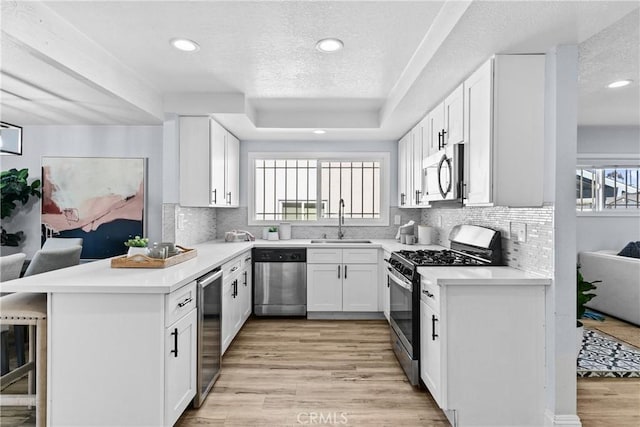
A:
[267,226,279,241]
[576,264,601,356]
[125,236,149,257]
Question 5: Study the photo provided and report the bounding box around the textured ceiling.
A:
[0,0,638,140]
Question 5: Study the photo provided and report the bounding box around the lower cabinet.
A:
[165,309,197,426]
[419,278,546,426]
[382,250,391,321]
[307,248,378,312]
[221,251,252,354]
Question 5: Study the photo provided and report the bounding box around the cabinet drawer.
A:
[222,256,242,278]
[420,278,440,312]
[165,282,197,327]
[342,249,378,264]
[307,248,342,264]
[241,251,252,268]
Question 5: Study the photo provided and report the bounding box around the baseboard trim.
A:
[545,410,582,427]
[307,312,385,320]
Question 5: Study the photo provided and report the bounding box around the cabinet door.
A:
[420,300,443,407]
[411,126,423,206]
[430,103,445,153]
[464,60,493,205]
[445,84,464,145]
[210,119,226,206]
[307,264,342,311]
[342,264,378,312]
[241,253,252,322]
[179,116,211,207]
[165,309,197,426]
[382,257,390,321]
[221,278,235,354]
[397,134,408,206]
[225,131,240,207]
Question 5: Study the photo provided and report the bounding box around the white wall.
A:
[577,126,640,154]
[0,125,163,258]
[576,125,640,254]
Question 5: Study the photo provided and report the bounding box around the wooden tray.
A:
[110,246,197,269]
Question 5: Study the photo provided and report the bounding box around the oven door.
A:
[388,268,415,357]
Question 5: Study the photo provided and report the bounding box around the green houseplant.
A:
[1,168,42,246]
[577,264,600,327]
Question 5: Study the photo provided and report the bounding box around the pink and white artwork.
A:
[41,157,145,259]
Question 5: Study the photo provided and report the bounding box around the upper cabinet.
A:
[463,55,545,207]
[398,121,428,208]
[444,84,464,146]
[179,116,239,208]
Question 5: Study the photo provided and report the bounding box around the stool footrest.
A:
[0,361,35,386]
[0,394,36,407]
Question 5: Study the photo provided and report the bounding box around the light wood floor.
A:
[577,314,640,427]
[177,318,449,426]
[1,316,638,426]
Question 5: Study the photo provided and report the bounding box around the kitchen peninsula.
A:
[1,239,550,426]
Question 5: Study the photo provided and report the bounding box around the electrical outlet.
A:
[509,222,527,243]
[394,215,401,225]
[178,213,185,230]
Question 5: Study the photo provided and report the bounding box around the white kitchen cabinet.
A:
[165,308,197,426]
[221,252,250,355]
[444,84,464,145]
[307,248,378,312]
[307,263,343,311]
[463,55,545,207]
[240,251,252,322]
[398,124,427,208]
[48,283,199,426]
[179,116,239,208]
[397,132,409,207]
[381,250,391,321]
[418,277,546,426]
[428,103,445,154]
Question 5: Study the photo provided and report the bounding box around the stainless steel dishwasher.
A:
[253,248,307,316]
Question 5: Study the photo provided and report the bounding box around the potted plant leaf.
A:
[267,226,279,241]
[576,264,601,356]
[124,236,149,257]
[1,168,42,247]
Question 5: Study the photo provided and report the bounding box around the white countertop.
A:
[0,239,442,294]
[417,266,551,286]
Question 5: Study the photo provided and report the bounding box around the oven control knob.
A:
[403,267,412,277]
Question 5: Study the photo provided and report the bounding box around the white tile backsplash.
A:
[421,205,554,276]
[215,207,422,240]
[163,204,217,247]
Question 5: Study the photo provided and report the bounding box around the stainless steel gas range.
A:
[386,224,503,385]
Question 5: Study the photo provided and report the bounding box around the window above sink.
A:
[248,152,390,227]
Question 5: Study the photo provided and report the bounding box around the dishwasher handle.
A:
[198,269,223,288]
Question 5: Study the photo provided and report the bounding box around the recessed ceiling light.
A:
[316,38,344,53]
[170,38,200,52]
[607,79,632,88]
[312,129,326,135]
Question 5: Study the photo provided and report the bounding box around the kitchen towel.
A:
[418,225,433,245]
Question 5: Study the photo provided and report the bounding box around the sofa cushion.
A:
[618,241,640,259]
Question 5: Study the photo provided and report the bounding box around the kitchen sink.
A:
[310,239,373,244]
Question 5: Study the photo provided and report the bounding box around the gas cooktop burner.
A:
[396,249,488,266]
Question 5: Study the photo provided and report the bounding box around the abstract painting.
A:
[41,157,146,259]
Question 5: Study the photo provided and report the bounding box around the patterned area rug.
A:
[577,328,640,378]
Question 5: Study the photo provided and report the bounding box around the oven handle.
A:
[387,268,413,292]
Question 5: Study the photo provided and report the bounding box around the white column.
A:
[543,45,581,426]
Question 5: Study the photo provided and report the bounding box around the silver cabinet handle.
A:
[177,297,192,307]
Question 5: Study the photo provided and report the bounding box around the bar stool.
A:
[0,293,47,427]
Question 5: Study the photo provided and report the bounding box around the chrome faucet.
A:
[338,198,345,239]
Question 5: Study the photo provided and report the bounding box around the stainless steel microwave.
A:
[422,144,464,203]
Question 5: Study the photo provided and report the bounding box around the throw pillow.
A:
[618,241,640,258]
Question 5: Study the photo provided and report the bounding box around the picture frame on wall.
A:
[41,157,147,259]
[0,122,23,155]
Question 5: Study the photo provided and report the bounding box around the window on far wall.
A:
[250,153,388,226]
[576,166,640,212]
